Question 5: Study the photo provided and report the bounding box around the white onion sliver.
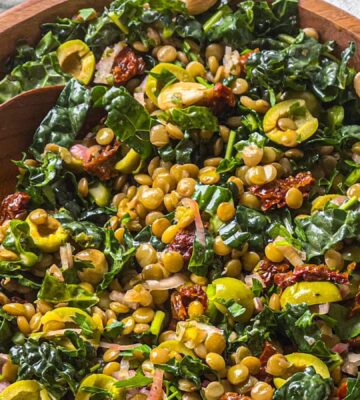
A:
[143,273,186,291]
[317,303,330,315]
[99,342,141,351]
[275,236,305,267]
[94,42,125,84]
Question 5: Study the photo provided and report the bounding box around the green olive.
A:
[75,374,122,400]
[263,99,319,147]
[280,281,342,308]
[207,277,254,322]
[0,380,50,400]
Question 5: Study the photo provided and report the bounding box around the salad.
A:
[0,0,360,399]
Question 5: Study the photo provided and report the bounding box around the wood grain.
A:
[0,0,359,197]
[0,0,112,71]
[299,0,360,67]
[0,86,63,199]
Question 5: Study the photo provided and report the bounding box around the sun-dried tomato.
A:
[207,83,236,113]
[257,341,278,381]
[167,228,195,261]
[112,47,146,85]
[171,284,208,321]
[0,192,30,225]
[83,141,121,180]
[249,172,315,211]
[257,259,291,287]
[274,264,349,289]
[337,381,348,399]
[239,48,259,71]
[219,393,251,400]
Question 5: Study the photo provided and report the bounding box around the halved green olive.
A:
[75,374,122,400]
[88,182,111,207]
[145,63,194,105]
[280,281,342,308]
[57,40,95,85]
[207,277,254,322]
[263,99,319,147]
[274,353,330,389]
[0,380,50,400]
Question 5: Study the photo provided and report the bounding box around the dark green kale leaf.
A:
[329,304,360,340]
[205,0,298,49]
[0,52,69,104]
[101,86,153,160]
[246,32,356,104]
[215,298,246,319]
[124,224,167,252]
[10,333,97,398]
[233,304,341,368]
[236,205,269,251]
[30,79,92,158]
[54,209,105,249]
[42,17,87,42]
[273,367,333,400]
[188,230,214,276]
[219,219,250,248]
[159,106,218,132]
[114,373,153,389]
[234,306,278,355]
[38,274,99,308]
[1,220,39,269]
[295,202,360,259]
[277,304,342,369]
[346,373,360,400]
[98,229,135,291]
[0,310,13,352]
[156,356,214,388]
[85,0,187,58]
[103,321,125,340]
[15,152,86,216]
[80,386,114,400]
[193,184,233,217]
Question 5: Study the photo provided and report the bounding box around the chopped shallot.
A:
[332,343,349,354]
[317,303,330,315]
[70,144,91,162]
[254,297,264,313]
[60,243,73,270]
[143,273,186,291]
[99,342,142,351]
[182,198,205,246]
[148,369,164,400]
[274,236,305,267]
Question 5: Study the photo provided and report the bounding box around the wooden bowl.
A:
[0,0,359,199]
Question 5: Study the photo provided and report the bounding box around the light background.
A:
[0,0,360,17]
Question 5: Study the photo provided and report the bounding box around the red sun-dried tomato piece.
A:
[257,341,278,381]
[207,83,236,113]
[112,47,146,85]
[249,171,315,211]
[257,258,291,287]
[171,284,208,321]
[274,264,349,289]
[239,48,259,71]
[167,227,195,262]
[0,192,30,225]
[337,381,348,399]
[83,140,121,181]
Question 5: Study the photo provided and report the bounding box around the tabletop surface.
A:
[0,0,360,17]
